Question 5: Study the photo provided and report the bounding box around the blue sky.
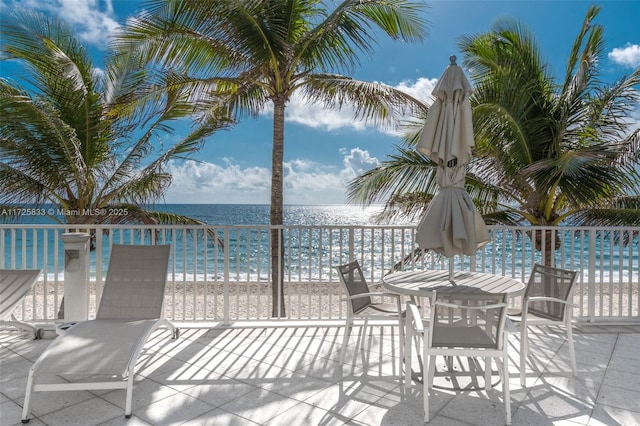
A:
[1,0,639,205]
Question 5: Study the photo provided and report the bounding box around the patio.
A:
[1,323,639,426]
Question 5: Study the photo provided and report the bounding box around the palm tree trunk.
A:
[270,98,286,317]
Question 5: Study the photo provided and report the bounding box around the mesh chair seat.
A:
[355,302,403,316]
[432,326,498,348]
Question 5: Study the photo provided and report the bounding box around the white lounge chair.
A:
[21,244,178,423]
[1,269,42,339]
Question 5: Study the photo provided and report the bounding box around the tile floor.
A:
[1,322,639,426]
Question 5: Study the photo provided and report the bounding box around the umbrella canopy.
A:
[415,56,489,258]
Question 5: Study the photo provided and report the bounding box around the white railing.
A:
[2,224,639,324]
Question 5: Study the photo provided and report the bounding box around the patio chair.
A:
[335,261,404,373]
[1,269,42,339]
[405,293,511,424]
[508,263,579,386]
[21,244,178,423]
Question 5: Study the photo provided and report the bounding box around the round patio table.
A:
[381,269,525,390]
[381,269,525,299]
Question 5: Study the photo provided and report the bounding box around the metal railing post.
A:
[223,227,231,325]
[348,228,355,263]
[588,230,596,322]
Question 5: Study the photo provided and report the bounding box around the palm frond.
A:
[301,73,427,129]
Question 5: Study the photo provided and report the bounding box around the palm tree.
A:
[0,11,231,317]
[348,6,640,263]
[113,0,428,316]
[0,10,229,227]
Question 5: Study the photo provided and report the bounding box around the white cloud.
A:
[260,77,437,136]
[395,77,438,104]
[339,147,380,182]
[164,148,380,204]
[608,44,640,68]
[2,0,120,47]
[165,160,271,203]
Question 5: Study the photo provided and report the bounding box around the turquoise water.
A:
[159,204,387,225]
[2,204,638,282]
[1,204,386,275]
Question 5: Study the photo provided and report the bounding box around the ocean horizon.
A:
[3,204,638,284]
[157,203,391,226]
[4,203,392,226]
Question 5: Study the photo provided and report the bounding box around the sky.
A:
[1,0,639,205]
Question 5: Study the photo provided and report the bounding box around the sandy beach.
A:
[12,279,639,325]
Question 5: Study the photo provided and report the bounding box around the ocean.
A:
[157,204,390,226]
[2,204,638,283]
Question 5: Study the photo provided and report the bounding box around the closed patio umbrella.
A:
[416,56,489,280]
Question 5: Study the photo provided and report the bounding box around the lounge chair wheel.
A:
[21,419,30,423]
[125,415,131,419]
[173,328,180,339]
[34,328,42,339]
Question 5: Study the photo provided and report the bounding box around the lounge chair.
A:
[1,269,42,339]
[21,244,178,423]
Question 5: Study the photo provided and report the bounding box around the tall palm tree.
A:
[114,0,428,316]
[348,6,640,262]
[0,11,230,228]
[0,11,231,319]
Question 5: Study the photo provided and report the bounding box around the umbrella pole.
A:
[449,257,455,284]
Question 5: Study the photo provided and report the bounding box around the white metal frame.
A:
[511,263,580,386]
[405,295,511,425]
[0,269,42,339]
[20,245,178,423]
[335,261,404,373]
[21,319,176,421]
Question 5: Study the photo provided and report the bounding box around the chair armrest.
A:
[405,302,425,333]
[524,296,576,310]
[435,300,507,311]
[341,292,400,302]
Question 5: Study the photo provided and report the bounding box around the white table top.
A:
[381,269,526,298]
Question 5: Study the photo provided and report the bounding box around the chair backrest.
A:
[428,292,508,350]
[97,244,171,320]
[335,261,371,314]
[0,269,41,320]
[525,264,579,321]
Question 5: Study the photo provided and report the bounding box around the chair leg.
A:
[398,318,405,379]
[500,355,511,425]
[125,373,134,418]
[404,326,413,388]
[21,370,35,423]
[424,353,434,423]
[484,356,492,391]
[520,325,528,387]
[340,320,352,365]
[361,317,370,364]
[427,355,436,390]
[566,322,577,376]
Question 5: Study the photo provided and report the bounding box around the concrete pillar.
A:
[61,232,91,321]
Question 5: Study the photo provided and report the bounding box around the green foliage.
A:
[349,6,640,227]
[0,10,230,226]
